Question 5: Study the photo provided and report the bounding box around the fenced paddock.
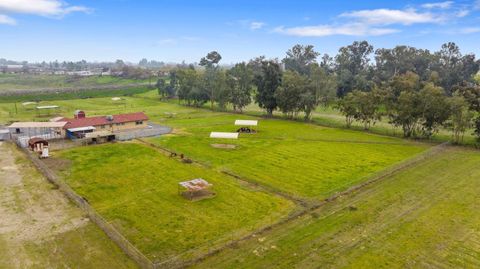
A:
[20,147,156,269]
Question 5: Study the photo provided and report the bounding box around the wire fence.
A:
[18,141,451,269]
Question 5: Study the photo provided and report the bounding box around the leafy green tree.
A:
[283,44,320,76]
[351,89,383,130]
[254,60,282,116]
[212,70,229,110]
[335,41,374,96]
[309,64,337,108]
[454,83,480,141]
[418,83,450,137]
[199,51,222,109]
[226,62,253,112]
[275,71,304,118]
[433,42,480,94]
[389,71,421,96]
[336,92,357,128]
[176,68,207,106]
[374,46,433,82]
[386,90,423,137]
[447,95,473,144]
[299,89,317,121]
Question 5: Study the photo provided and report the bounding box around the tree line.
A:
[156,41,480,143]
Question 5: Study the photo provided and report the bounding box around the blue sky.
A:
[1,0,480,63]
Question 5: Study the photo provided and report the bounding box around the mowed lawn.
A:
[55,143,294,262]
[193,147,480,269]
[148,112,429,200]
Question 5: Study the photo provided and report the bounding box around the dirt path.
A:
[0,142,137,268]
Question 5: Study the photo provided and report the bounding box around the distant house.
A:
[1,65,24,73]
[57,111,149,139]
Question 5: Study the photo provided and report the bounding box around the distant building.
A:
[57,111,149,139]
[1,65,24,73]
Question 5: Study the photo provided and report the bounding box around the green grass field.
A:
[0,142,137,269]
[193,147,480,268]
[0,74,149,91]
[147,112,428,200]
[55,143,294,262]
[4,91,479,268]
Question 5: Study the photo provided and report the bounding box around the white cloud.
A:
[455,9,470,17]
[0,0,91,17]
[459,27,480,33]
[250,21,265,30]
[340,8,445,25]
[274,23,399,37]
[0,14,15,25]
[421,1,454,9]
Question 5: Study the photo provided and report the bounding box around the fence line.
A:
[175,142,451,268]
[18,140,450,269]
[20,146,156,269]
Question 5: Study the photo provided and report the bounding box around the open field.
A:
[146,113,429,200]
[193,147,480,268]
[1,93,429,200]
[52,142,294,262]
[0,142,137,269]
[5,92,479,268]
[0,74,150,92]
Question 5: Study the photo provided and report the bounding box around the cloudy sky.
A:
[1,0,480,63]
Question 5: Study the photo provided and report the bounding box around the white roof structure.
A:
[22,102,36,106]
[179,178,212,191]
[49,116,64,122]
[210,132,239,139]
[36,105,59,110]
[235,120,258,126]
[8,122,67,128]
[67,126,96,132]
[111,97,122,101]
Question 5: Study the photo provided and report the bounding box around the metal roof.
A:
[235,120,258,126]
[62,112,148,129]
[36,105,59,109]
[179,178,212,191]
[8,122,67,128]
[210,132,239,139]
[67,126,96,132]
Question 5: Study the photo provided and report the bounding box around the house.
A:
[58,111,149,139]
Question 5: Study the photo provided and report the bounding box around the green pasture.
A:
[193,147,480,268]
[148,112,429,200]
[0,74,149,91]
[55,143,294,262]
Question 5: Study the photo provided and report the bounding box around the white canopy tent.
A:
[234,120,258,126]
[36,105,59,110]
[210,132,239,139]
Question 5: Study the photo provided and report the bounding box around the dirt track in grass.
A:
[0,142,136,268]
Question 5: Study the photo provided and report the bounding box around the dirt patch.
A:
[0,142,88,267]
[41,157,71,174]
[170,128,191,136]
[211,144,237,149]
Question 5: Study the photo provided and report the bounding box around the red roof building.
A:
[59,112,149,130]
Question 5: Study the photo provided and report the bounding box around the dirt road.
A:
[0,142,137,268]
